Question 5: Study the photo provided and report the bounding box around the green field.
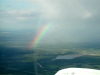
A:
[0,47,100,75]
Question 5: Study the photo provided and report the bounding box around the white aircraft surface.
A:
[55,68,100,75]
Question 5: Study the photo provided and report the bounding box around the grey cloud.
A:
[0,0,100,48]
[38,0,100,44]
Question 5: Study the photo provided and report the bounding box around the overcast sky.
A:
[0,0,100,48]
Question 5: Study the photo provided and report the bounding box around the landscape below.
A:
[0,46,100,75]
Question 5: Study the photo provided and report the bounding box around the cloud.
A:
[82,11,92,19]
[30,0,100,43]
[0,10,41,30]
[0,0,100,48]
[16,16,27,21]
[28,0,93,20]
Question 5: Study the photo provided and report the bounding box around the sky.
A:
[0,0,100,48]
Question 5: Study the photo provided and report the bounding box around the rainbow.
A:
[30,22,53,49]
